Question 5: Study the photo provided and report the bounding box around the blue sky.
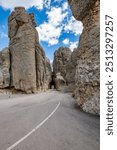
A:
[0,0,83,61]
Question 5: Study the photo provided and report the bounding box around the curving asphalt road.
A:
[0,90,100,150]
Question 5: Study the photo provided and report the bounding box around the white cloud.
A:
[0,0,50,10]
[49,38,58,45]
[45,0,51,9]
[37,2,83,46]
[37,3,68,46]
[69,41,78,51]
[62,38,69,45]
[64,16,83,36]
[36,23,62,46]
[62,2,68,11]
[47,7,68,27]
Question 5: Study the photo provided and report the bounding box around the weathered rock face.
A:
[53,47,71,90]
[53,47,71,79]
[7,7,51,93]
[65,48,80,92]
[45,58,52,89]
[66,48,78,85]
[68,0,100,115]
[35,41,45,91]
[54,73,66,91]
[35,44,52,90]
[8,7,37,93]
[0,48,10,88]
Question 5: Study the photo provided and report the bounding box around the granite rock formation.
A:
[0,7,51,93]
[53,47,71,78]
[8,7,52,93]
[45,58,52,89]
[0,48,10,88]
[9,7,37,93]
[65,48,78,91]
[53,47,71,89]
[68,0,100,115]
[54,73,66,91]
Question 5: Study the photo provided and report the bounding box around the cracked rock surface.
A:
[0,7,52,93]
[0,48,10,88]
[68,0,100,115]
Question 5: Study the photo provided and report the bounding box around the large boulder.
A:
[68,0,100,115]
[0,48,10,88]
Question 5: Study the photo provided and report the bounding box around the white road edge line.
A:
[6,102,60,150]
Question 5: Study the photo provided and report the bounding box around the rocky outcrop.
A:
[36,43,46,91]
[45,58,52,89]
[7,7,52,93]
[68,0,100,115]
[0,7,51,93]
[53,47,71,90]
[8,7,37,93]
[0,48,10,88]
[53,47,71,78]
[65,48,78,88]
[54,73,66,91]
[35,44,52,90]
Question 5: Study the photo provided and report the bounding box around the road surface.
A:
[0,90,100,150]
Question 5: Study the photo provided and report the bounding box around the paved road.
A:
[0,90,100,150]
